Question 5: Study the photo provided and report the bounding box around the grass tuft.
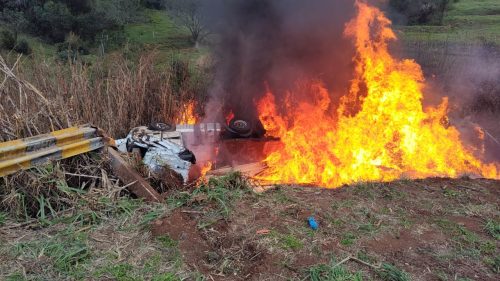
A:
[193,172,251,217]
[307,260,364,281]
[157,235,179,249]
[377,263,411,281]
[0,212,6,226]
[15,228,90,276]
[484,220,500,240]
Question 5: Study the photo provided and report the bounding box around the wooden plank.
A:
[107,147,161,203]
[207,162,266,177]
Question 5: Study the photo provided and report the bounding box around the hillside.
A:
[398,0,500,44]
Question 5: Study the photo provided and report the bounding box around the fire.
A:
[201,161,213,176]
[198,161,213,183]
[225,110,235,125]
[256,1,498,187]
[179,101,197,125]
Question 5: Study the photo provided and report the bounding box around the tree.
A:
[166,0,210,47]
[388,0,453,25]
[141,0,167,10]
[0,8,29,41]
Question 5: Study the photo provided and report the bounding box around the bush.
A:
[1,0,141,48]
[141,0,167,9]
[389,0,452,25]
[0,30,16,50]
[13,39,31,55]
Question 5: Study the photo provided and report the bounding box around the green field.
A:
[124,9,207,64]
[398,0,500,44]
[1,9,203,63]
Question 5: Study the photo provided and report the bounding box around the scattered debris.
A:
[207,162,266,178]
[256,229,270,235]
[307,216,319,230]
[107,147,161,203]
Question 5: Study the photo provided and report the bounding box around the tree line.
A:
[389,0,457,25]
[0,0,167,55]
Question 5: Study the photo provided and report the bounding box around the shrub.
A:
[389,0,452,25]
[0,30,16,50]
[13,39,31,55]
[141,0,167,9]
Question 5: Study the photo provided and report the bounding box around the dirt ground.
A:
[149,177,499,280]
[1,176,499,280]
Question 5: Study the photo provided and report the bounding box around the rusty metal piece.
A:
[0,126,110,177]
[107,147,161,203]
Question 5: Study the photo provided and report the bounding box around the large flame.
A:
[256,1,498,187]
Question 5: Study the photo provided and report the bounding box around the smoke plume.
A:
[204,0,357,121]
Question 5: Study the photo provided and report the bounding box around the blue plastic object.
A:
[307,217,319,230]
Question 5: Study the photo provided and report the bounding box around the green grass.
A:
[0,211,6,226]
[125,9,189,48]
[14,228,90,277]
[157,235,179,249]
[307,262,364,281]
[340,232,357,246]
[484,219,500,240]
[398,0,500,44]
[435,218,498,261]
[192,172,251,218]
[377,263,411,281]
[280,233,304,250]
[2,8,202,62]
[124,9,205,64]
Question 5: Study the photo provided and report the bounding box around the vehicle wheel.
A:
[227,118,253,138]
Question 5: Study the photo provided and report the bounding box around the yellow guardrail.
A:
[0,126,110,177]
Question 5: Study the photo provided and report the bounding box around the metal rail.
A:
[0,126,107,177]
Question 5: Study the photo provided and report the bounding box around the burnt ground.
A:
[1,176,499,280]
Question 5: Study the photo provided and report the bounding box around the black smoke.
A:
[203,0,357,121]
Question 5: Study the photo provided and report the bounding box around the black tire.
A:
[148,122,176,132]
[178,149,196,164]
[227,118,253,138]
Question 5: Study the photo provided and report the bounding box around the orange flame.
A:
[179,101,197,125]
[201,161,213,177]
[225,110,235,125]
[256,1,498,187]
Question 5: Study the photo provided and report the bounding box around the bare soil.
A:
[151,178,500,280]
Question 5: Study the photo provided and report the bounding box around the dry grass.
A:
[0,51,210,140]
[0,153,123,221]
